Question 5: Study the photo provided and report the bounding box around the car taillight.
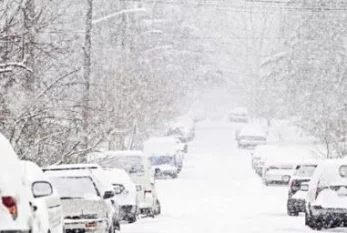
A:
[144,190,152,194]
[2,196,18,219]
[315,187,325,199]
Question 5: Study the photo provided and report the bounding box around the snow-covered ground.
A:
[122,121,339,233]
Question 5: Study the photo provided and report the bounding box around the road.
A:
[123,121,326,233]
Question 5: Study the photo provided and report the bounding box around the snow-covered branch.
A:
[0,61,32,73]
[92,8,148,25]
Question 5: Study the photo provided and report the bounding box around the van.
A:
[0,133,36,233]
[21,161,64,233]
[88,151,161,217]
[144,137,182,178]
[305,160,347,230]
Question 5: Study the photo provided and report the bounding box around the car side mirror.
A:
[32,181,53,198]
[103,191,115,199]
[300,184,309,192]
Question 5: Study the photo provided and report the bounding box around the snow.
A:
[121,121,326,233]
[143,137,179,156]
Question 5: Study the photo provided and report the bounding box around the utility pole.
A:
[82,0,93,154]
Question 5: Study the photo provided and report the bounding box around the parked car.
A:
[287,161,319,216]
[144,137,182,177]
[21,160,64,233]
[0,133,37,233]
[305,160,347,230]
[228,107,249,123]
[102,169,139,223]
[88,151,161,217]
[237,127,267,149]
[167,116,196,142]
[45,169,120,233]
[252,145,279,176]
[262,159,294,185]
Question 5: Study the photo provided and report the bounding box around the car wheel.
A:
[155,200,161,215]
[311,217,323,230]
[128,214,137,224]
[171,173,178,179]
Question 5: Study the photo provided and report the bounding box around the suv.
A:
[0,133,36,233]
[287,161,318,216]
[45,169,119,233]
[305,160,347,230]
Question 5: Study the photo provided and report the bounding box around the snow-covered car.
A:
[167,116,196,142]
[21,160,64,233]
[102,169,138,223]
[46,169,120,233]
[228,107,249,123]
[252,145,279,176]
[287,161,318,216]
[237,127,267,149]
[144,137,181,178]
[305,160,347,230]
[88,151,161,217]
[262,159,294,185]
[0,133,37,233]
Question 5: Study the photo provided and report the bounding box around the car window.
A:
[294,165,317,177]
[96,156,145,175]
[49,176,100,199]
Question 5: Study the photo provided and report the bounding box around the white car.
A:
[21,161,64,233]
[103,169,138,223]
[305,160,347,230]
[88,151,161,217]
[167,116,196,142]
[229,107,249,123]
[252,145,279,176]
[144,137,181,178]
[0,133,37,233]
[262,159,294,185]
[237,127,267,149]
[45,169,120,233]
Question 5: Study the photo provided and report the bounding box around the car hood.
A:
[61,199,108,219]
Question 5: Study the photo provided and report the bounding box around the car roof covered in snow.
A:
[102,168,134,185]
[239,126,266,137]
[143,137,179,155]
[265,146,322,165]
[43,163,102,171]
[310,159,347,186]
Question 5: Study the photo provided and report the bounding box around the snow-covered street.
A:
[123,121,328,233]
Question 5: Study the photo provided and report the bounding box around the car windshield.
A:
[96,156,145,175]
[294,165,317,177]
[149,156,175,166]
[49,176,99,199]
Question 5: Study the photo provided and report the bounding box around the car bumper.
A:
[64,219,108,233]
[288,198,305,212]
[264,173,291,183]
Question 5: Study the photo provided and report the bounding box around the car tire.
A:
[171,173,178,179]
[128,214,137,224]
[155,200,161,215]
